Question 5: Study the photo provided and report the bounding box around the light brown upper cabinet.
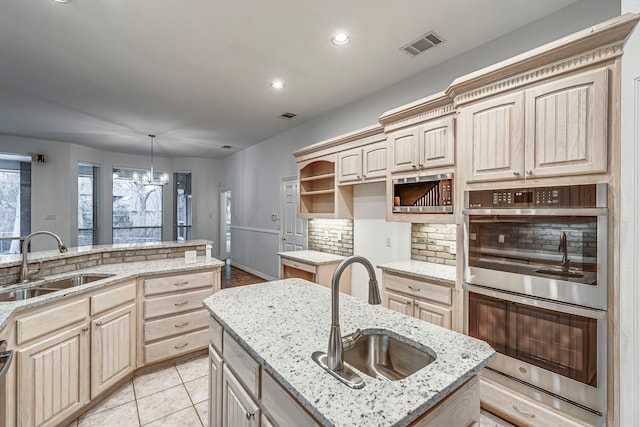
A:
[462,68,608,183]
[338,141,387,184]
[388,116,455,174]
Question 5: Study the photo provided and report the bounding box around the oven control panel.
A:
[467,184,598,208]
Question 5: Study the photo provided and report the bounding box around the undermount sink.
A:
[35,273,114,290]
[0,273,114,302]
[0,286,59,302]
[342,330,436,381]
[535,269,584,278]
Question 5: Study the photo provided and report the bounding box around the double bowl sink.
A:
[0,273,114,302]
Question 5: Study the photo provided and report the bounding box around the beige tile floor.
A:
[66,352,513,427]
[67,355,210,427]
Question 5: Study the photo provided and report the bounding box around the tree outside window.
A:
[112,168,163,244]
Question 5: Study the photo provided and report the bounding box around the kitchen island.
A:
[203,278,495,426]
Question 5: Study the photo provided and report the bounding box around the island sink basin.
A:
[342,330,436,381]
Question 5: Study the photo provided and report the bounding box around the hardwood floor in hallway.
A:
[221,260,267,288]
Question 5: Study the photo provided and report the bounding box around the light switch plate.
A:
[449,242,457,254]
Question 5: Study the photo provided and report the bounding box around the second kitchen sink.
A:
[0,273,115,302]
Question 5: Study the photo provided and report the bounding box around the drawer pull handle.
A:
[95,321,103,326]
[246,412,255,420]
[408,285,421,292]
[512,404,535,418]
[174,343,189,349]
[175,322,190,328]
[406,301,412,305]
[174,281,189,286]
[174,301,189,307]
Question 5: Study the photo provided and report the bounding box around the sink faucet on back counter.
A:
[20,231,68,283]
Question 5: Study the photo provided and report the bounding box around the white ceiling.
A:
[0,0,578,159]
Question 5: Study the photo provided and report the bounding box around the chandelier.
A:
[133,134,169,186]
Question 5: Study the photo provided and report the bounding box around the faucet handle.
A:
[27,261,42,279]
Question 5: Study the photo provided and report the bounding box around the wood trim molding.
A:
[447,13,640,105]
[293,124,384,161]
[378,91,454,131]
[450,41,624,106]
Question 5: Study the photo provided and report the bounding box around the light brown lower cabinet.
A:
[280,257,351,294]
[222,364,260,427]
[209,346,223,427]
[17,323,90,427]
[0,267,220,427]
[382,271,453,330]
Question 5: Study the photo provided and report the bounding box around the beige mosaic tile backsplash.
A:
[411,223,457,266]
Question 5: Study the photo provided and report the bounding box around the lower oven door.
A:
[465,284,607,417]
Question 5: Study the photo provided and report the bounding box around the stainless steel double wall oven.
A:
[463,183,608,424]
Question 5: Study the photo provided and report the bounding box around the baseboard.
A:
[230,262,277,282]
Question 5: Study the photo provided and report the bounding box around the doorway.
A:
[220,190,231,261]
[280,177,307,252]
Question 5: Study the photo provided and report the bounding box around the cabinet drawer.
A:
[17,299,88,345]
[383,272,452,305]
[262,371,318,426]
[144,328,208,364]
[209,316,223,353]
[281,258,316,274]
[144,309,209,342]
[143,271,213,296]
[223,333,260,398]
[90,281,136,316]
[144,288,212,319]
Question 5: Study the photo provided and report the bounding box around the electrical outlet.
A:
[337,232,342,242]
[498,234,505,243]
[449,242,457,254]
[323,230,329,240]
[386,237,391,247]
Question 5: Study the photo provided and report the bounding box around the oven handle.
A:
[462,208,607,216]
[463,283,607,319]
[0,349,13,379]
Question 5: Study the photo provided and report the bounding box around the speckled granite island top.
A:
[203,279,495,427]
[378,260,456,285]
[278,250,346,265]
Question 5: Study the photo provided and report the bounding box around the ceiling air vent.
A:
[400,31,444,57]
[280,112,297,120]
[222,145,233,149]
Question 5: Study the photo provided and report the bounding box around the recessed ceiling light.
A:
[54,0,70,3]
[331,32,350,46]
[271,80,285,89]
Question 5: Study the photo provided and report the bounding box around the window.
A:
[112,168,164,244]
[78,163,98,246]
[0,153,31,254]
[174,172,192,241]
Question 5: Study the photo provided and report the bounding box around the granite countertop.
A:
[377,260,456,285]
[0,239,213,267]
[203,279,495,427]
[278,250,346,265]
[0,256,225,333]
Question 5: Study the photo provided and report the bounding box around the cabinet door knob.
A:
[412,164,417,169]
[82,326,89,332]
[406,301,412,305]
[246,412,255,420]
[95,321,103,326]
[512,171,520,176]
[418,163,424,168]
[526,170,533,176]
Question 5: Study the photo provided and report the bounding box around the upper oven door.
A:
[463,208,608,310]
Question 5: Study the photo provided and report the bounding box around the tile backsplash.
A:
[308,219,354,257]
[411,223,456,266]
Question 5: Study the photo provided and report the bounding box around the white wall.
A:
[221,0,618,279]
[619,0,640,424]
[351,182,410,301]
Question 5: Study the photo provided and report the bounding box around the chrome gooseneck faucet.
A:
[20,231,68,283]
[559,231,570,271]
[327,255,381,371]
[312,255,381,388]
